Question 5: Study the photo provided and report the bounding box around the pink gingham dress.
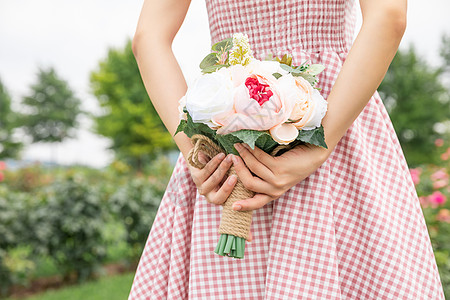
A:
[129,0,446,299]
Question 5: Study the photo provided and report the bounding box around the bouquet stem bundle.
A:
[188,134,254,258]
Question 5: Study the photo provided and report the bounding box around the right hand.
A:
[188,152,237,205]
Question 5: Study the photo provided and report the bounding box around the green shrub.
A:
[109,177,161,260]
[29,176,109,282]
[0,188,35,296]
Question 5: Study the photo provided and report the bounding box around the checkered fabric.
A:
[128,0,446,299]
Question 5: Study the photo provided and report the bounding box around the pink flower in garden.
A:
[442,152,449,161]
[0,172,4,182]
[435,138,444,147]
[0,161,6,170]
[429,191,447,206]
[409,168,421,185]
[436,209,450,223]
[431,169,449,190]
[441,147,450,161]
[419,196,429,208]
[431,169,448,181]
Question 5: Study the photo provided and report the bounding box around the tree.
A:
[90,39,176,170]
[21,67,82,144]
[378,43,450,166]
[0,79,22,159]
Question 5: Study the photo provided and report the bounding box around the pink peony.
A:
[213,70,298,144]
[409,168,421,185]
[0,161,5,171]
[429,191,447,206]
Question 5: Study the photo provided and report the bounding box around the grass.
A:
[8,273,135,300]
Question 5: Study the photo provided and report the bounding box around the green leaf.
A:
[254,132,279,153]
[296,125,328,149]
[308,64,325,75]
[199,53,219,70]
[211,37,233,52]
[216,133,241,155]
[280,64,300,74]
[174,120,186,136]
[272,72,282,79]
[201,64,227,74]
[230,130,267,149]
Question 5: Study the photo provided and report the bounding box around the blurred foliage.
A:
[0,156,173,297]
[109,177,161,260]
[30,177,109,283]
[412,138,450,298]
[378,40,450,167]
[0,188,35,296]
[90,39,176,171]
[440,34,450,70]
[21,67,82,143]
[0,79,23,159]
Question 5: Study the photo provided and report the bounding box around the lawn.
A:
[8,273,135,300]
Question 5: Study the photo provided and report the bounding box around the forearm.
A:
[321,7,407,154]
[133,36,193,160]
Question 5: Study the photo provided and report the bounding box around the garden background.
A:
[1,0,450,299]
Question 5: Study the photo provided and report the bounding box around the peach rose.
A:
[289,76,328,130]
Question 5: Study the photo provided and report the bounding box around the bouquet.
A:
[175,33,328,258]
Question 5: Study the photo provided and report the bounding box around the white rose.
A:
[185,70,234,128]
[301,88,328,130]
[178,95,187,121]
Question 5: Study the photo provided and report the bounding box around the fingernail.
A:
[227,175,237,185]
[217,153,225,159]
[232,155,239,164]
[232,203,242,211]
[226,154,232,162]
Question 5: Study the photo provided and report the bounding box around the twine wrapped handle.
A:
[187,134,254,241]
[187,134,291,242]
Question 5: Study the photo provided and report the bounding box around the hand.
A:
[187,151,238,205]
[231,142,331,211]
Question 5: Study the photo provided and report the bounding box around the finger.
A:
[197,152,226,183]
[234,143,274,181]
[208,174,237,205]
[241,143,277,169]
[248,230,253,242]
[231,155,273,194]
[201,154,233,195]
[198,151,210,165]
[232,193,274,211]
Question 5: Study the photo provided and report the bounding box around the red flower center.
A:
[245,77,273,106]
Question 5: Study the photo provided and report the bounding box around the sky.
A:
[0,0,449,168]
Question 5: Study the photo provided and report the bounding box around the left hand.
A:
[231,142,331,211]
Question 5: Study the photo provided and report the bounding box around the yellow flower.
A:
[229,33,254,66]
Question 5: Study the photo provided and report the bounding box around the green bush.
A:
[0,187,35,296]
[109,177,161,260]
[29,176,109,282]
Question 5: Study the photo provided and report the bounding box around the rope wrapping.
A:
[187,134,291,241]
